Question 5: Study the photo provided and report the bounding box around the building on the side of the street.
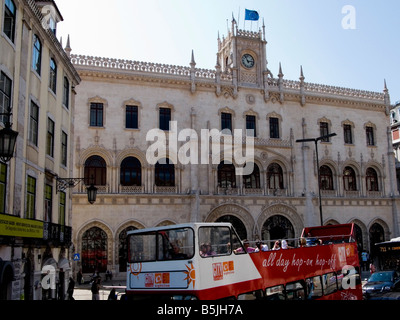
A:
[69,18,400,279]
[0,0,80,300]
[390,100,400,193]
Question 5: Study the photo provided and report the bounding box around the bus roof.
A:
[126,222,234,235]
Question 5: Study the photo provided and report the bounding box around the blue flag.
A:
[245,9,259,21]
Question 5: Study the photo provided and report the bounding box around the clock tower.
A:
[217,18,271,91]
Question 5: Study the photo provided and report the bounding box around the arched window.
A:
[84,155,107,186]
[216,215,247,240]
[155,158,175,186]
[320,165,333,190]
[120,157,141,186]
[243,163,260,188]
[261,215,295,244]
[267,163,283,189]
[369,223,385,253]
[81,227,108,273]
[217,161,236,188]
[343,166,357,191]
[366,167,379,191]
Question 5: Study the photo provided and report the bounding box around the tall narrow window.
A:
[267,163,284,189]
[120,157,141,186]
[29,101,39,146]
[49,58,57,93]
[0,163,7,213]
[159,107,171,131]
[343,166,357,191]
[61,131,68,166]
[26,176,36,219]
[343,124,353,144]
[269,117,280,139]
[63,77,69,108]
[320,165,333,190]
[366,168,379,192]
[246,115,256,137]
[243,163,260,188]
[32,35,42,75]
[84,155,107,186]
[320,122,329,141]
[90,103,103,127]
[221,112,232,133]
[46,118,55,157]
[44,184,52,222]
[3,0,16,43]
[59,191,66,226]
[126,105,138,129]
[0,72,12,124]
[366,127,375,146]
[155,158,175,187]
[217,161,236,188]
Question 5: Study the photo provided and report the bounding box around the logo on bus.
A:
[213,261,234,281]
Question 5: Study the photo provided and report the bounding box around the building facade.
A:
[0,0,80,299]
[70,20,400,278]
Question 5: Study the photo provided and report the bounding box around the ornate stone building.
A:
[70,19,400,277]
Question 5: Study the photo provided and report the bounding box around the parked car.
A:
[362,270,400,299]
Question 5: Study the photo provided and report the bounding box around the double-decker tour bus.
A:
[126,222,362,300]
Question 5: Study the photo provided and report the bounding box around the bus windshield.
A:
[128,227,194,262]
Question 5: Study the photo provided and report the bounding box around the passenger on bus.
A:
[306,233,321,246]
[255,241,269,252]
[299,237,307,247]
[234,239,256,253]
[205,242,216,256]
[200,243,208,257]
[272,240,281,250]
[281,240,293,249]
[169,241,187,259]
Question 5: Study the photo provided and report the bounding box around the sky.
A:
[55,0,400,102]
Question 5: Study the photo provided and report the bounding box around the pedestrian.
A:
[91,277,100,300]
[108,288,117,300]
[361,251,369,271]
[67,277,75,300]
[77,269,83,285]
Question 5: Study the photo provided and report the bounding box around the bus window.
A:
[238,289,264,300]
[158,228,194,260]
[198,226,231,257]
[285,281,306,300]
[306,276,323,299]
[265,285,285,300]
[322,272,338,295]
[129,232,157,262]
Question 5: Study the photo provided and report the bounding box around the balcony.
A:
[0,213,71,246]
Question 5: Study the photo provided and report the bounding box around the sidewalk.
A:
[72,276,127,300]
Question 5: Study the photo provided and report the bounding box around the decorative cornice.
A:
[71,54,386,109]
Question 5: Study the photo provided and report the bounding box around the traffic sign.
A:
[73,253,80,261]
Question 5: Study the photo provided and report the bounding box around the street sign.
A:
[73,253,80,261]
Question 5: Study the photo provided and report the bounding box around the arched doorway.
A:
[118,226,137,272]
[216,215,247,240]
[82,227,108,273]
[369,222,385,258]
[261,215,295,245]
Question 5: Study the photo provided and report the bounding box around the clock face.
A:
[241,54,255,68]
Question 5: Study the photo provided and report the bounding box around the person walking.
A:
[91,277,101,300]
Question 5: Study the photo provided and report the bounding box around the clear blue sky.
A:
[56,0,400,102]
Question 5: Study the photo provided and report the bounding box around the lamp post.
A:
[56,177,98,204]
[0,112,18,163]
[296,133,337,226]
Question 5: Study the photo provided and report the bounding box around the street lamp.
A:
[0,112,18,163]
[296,133,337,226]
[56,177,98,204]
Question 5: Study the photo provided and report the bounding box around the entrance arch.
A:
[206,204,254,240]
[81,227,108,273]
[261,215,295,242]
